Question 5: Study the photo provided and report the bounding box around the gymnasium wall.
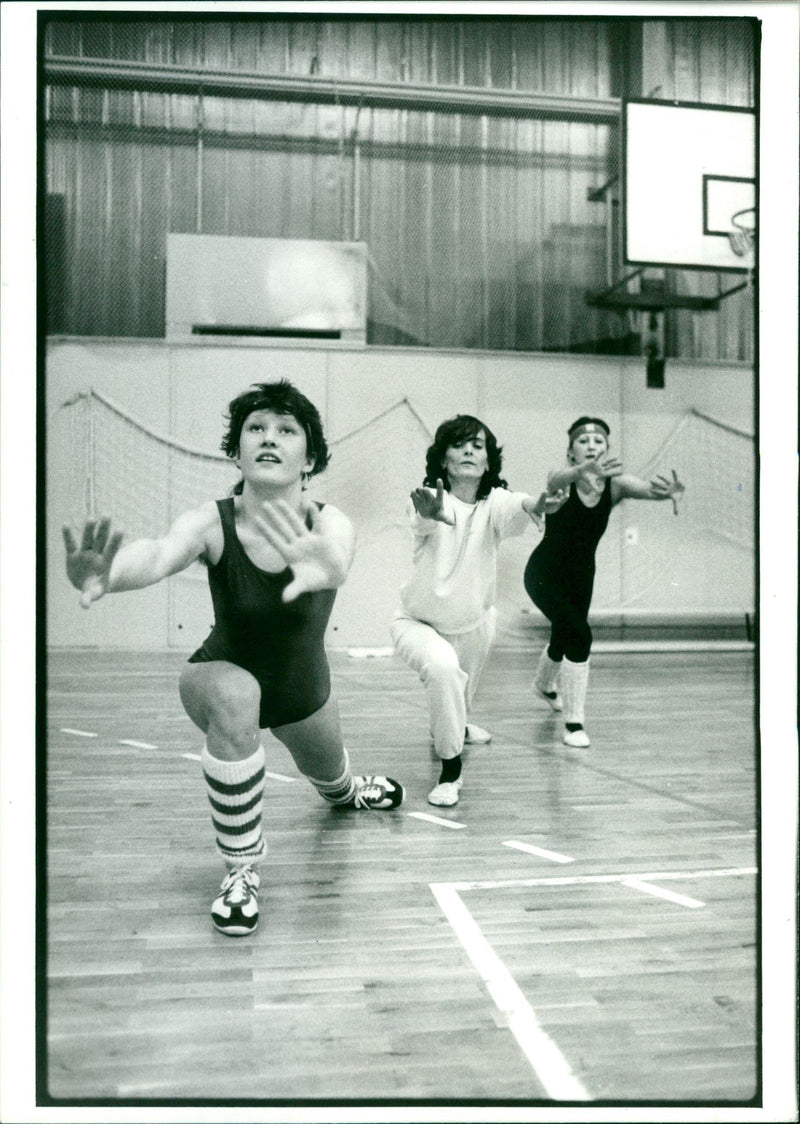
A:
[43,16,756,361]
[46,336,755,650]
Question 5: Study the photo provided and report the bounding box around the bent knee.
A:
[421,649,465,686]
[180,663,262,735]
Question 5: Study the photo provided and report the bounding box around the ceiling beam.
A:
[44,55,622,124]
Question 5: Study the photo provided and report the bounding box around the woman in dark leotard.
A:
[63,381,404,938]
[524,416,685,749]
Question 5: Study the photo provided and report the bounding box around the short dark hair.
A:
[423,415,507,500]
[568,416,610,442]
[221,380,330,478]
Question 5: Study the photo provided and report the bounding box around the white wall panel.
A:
[46,338,755,649]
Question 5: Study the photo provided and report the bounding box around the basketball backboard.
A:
[624,99,756,272]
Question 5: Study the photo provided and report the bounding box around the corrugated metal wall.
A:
[43,16,756,359]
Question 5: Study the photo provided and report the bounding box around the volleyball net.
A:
[54,390,755,629]
[56,388,433,541]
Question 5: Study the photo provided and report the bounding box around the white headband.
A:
[569,422,608,441]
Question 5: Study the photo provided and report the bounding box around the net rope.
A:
[57,391,754,608]
[613,407,754,609]
[58,387,434,542]
[634,407,754,550]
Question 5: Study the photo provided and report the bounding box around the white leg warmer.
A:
[561,657,590,726]
[534,647,562,694]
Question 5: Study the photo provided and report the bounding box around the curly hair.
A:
[423,414,507,501]
[221,380,330,494]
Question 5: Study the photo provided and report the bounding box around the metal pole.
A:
[45,56,622,124]
[196,89,204,233]
[86,392,96,519]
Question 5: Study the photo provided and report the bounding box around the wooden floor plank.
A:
[45,647,758,1104]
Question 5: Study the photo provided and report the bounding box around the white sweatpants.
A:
[390,609,496,760]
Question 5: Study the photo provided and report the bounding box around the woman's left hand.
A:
[254,500,347,601]
[651,469,685,514]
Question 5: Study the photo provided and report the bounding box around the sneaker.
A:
[534,683,563,712]
[211,864,260,937]
[563,726,590,748]
[464,724,492,744]
[428,778,463,807]
[352,775,405,810]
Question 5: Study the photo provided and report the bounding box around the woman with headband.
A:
[524,416,685,748]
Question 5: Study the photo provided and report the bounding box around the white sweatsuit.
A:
[391,488,542,758]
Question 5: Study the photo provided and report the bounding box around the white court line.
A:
[622,877,705,908]
[180,754,295,782]
[430,882,590,1101]
[60,728,97,738]
[430,865,756,1098]
[503,840,574,864]
[407,811,466,830]
[118,739,158,750]
[444,866,757,892]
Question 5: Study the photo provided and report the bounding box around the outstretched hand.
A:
[524,489,568,529]
[410,479,455,525]
[577,454,623,493]
[254,500,347,602]
[543,487,568,514]
[651,468,685,515]
[63,517,124,608]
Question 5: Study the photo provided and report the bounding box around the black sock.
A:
[439,755,462,784]
[565,722,584,732]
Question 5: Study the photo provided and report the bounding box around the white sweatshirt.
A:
[398,487,541,634]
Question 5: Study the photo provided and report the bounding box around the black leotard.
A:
[188,497,336,728]
[523,479,612,662]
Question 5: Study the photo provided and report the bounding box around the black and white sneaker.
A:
[211,864,260,937]
[351,775,405,810]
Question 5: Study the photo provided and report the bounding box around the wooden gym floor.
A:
[44,646,758,1106]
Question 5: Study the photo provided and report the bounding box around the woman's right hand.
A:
[577,454,623,491]
[62,518,123,608]
[410,479,456,525]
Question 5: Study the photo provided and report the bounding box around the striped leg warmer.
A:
[201,743,267,867]
[304,748,356,806]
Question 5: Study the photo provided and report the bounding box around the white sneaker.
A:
[563,726,590,748]
[464,724,492,744]
[534,683,563,712]
[211,864,260,937]
[428,779,463,807]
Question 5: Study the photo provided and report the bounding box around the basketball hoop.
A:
[727,207,756,259]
